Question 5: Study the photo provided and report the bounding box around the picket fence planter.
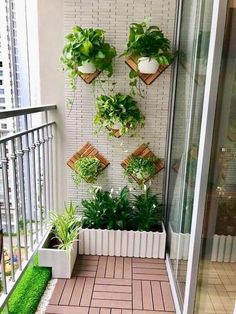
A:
[211,234,236,262]
[38,231,77,278]
[78,224,166,258]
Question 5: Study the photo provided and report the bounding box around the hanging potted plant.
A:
[60,26,116,90]
[125,156,159,185]
[122,21,175,74]
[38,203,81,278]
[94,93,145,137]
[73,156,104,184]
[79,186,166,258]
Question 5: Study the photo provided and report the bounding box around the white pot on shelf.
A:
[138,57,159,74]
[78,60,96,74]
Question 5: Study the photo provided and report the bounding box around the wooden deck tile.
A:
[46,256,176,313]
[59,278,76,305]
[142,281,153,310]
[70,277,86,306]
[114,257,123,279]
[49,279,66,305]
[80,277,95,307]
[161,282,175,312]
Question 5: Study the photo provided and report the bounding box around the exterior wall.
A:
[63,0,176,208]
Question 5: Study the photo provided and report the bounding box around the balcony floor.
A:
[45,255,176,314]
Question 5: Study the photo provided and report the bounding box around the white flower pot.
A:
[138,57,159,74]
[78,223,166,259]
[78,60,96,74]
[38,231,77,278]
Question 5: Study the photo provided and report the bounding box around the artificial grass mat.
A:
[3,255,51,314]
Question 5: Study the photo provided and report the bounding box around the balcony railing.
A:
[0,105,57,309]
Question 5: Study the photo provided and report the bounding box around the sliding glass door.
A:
[166,0,213,308]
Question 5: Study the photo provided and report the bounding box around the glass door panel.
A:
[194,2,236,313]
[166,0,213,307]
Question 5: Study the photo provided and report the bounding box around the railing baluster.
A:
[23,115,33,251]
[49,125,54,212]
[16,137,28,261]
[30,132,38,243]
[10,139,22,270]
[1,143,15,281]
[40,128,47,228]
[0,200,7,294]
[36,130,43,236]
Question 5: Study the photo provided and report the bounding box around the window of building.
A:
[1,123,7,129]
[0,98,5,103]
[0,88,4,94]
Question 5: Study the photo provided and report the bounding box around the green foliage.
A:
[61,26,116,90]
[82,187,132,230]
[94,93,145,137]
[125,156,158,185]
[73,157,103,184]
[122,21,175,65]
[82,186,163,231]
[50,202,81,252]
[6,255,51,314]
[132,187,163,231]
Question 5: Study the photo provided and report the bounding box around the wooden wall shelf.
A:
[121,143,164,184]
[125,57,169,85]
[67,142,110,175]
[80,70,101,84]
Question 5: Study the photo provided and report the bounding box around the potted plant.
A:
[60,25,116,89]
[38,203,81,278]
[125,156,159,185]
[79,186,166,258]
[73,156,103,184]
[94,93,145,137]
[122,21,175,74]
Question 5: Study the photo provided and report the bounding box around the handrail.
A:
[0,122,56,144]
[0,104,57,119]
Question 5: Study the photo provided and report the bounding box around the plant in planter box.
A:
[132,186,164,232]
[60,26,116,99]
[125,156,159,185]
[73,156,103,185]
[94,93,145,137]
[82,186,132,230]
[38,202,81,278]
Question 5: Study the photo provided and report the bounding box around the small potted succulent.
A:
[94,93,145,137]
[122,21,175,74]
[61,26,116,89]
[73,156,103,184]
[125,156,158,185]
[38,203,81,278]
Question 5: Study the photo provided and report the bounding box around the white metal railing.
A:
[0,105,57,310]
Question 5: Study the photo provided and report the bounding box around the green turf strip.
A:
[3,256,51,314]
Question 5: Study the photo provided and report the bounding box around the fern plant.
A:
[50,202,81,252]
[73,157,103,184]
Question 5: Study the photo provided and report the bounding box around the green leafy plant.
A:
[60,26,116,97]
[125,156,158,185]
[132,187,164,231]
[50,202,81,252]
[94,93,145,137]
[121,21,175,94]
[73,157,103,184]
[82,187,133,230]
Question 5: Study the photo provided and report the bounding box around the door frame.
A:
[165,0,229,313]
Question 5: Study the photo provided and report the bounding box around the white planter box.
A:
[211,234,236,262]
[38,231,77,278]
[78,224,166,259]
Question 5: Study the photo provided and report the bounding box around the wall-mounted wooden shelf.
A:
[121,143,164,184]
[125,57,169,85]
[67,142,110,175]
[80,70,101,84]
[106,126,122,138]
